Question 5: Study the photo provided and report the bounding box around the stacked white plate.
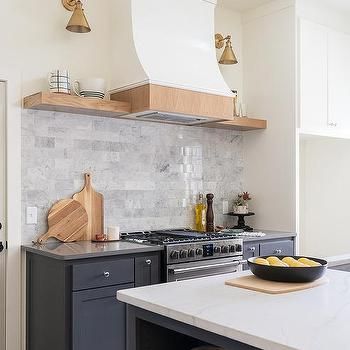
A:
[79,90,105,99]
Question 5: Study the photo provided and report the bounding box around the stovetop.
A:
[121,228,239,245]
[121,228,244,264]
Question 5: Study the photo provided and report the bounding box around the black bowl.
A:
[248,255,328,283]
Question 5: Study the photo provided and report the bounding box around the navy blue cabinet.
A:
[243,238,295,270]
[26,251,161,350]
[73,283,134,350]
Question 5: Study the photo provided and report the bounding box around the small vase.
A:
[233,205,248,214]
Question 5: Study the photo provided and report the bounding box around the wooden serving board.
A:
[73,173,104,241]
[225,275,329,294]
[37,199,88,244]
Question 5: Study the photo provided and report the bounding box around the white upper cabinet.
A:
[299,19,350,137]
[328,29,350,130]
[299,19,328,132]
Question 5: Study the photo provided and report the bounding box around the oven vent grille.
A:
[135,112,209,125]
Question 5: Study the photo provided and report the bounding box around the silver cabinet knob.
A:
[103,271,110,278]
[248,247,256,252]
[145,259,152,265]
[274,249,282,254]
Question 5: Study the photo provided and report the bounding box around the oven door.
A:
[167,256,243,282]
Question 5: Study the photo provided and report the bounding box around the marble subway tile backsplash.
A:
[22,109,243,243]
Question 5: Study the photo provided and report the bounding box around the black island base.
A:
[126,305,260,350]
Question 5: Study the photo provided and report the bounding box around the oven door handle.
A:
[169,261,241,275]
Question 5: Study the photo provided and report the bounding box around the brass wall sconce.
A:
[215,33,238,65]
[62,0,91,33]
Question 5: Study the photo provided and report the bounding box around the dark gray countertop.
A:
[241,230,297,242]
[22,240,163,260]
[22,230,296,260]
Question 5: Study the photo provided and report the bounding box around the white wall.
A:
[300,137,350,257]
[242,1,297,232]
[215,5,243,97]
[0,0,242,97]
[0,0,114,96]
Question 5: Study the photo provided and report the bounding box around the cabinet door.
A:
[135,253,160,287]
[328,29,350,130]
[299,19,328,131]
[242,243,259,270]
[72,283,134,350]
[260,240,294,257]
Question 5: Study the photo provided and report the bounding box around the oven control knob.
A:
[229,245,236,253]
[170,250,179,259]
[195,248,203,256]
[188,249,195,257]
[179,250,188,258]
[214,246,221,253]
[235,244,242,252]
[221,245,229,253]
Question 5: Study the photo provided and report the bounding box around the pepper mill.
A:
[206,193,214,232]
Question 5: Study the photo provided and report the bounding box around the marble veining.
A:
[22,109,243,243]
[117,270,350,350]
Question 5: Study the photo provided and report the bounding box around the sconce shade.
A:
[66,0,91,33]
[219,39,238,65]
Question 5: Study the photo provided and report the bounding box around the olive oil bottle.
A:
[195,193,206,232]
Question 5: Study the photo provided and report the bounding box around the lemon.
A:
[282,257,297,266]
[298,257,321,267]
[254,258,270,266]
[266,256,281,264]
[269,260,288,267]
[289,260,309,267]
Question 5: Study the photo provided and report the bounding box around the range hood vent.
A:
[135,112,209,125]
[110,0,234,123]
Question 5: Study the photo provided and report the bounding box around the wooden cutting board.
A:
[73,173,104,241]
[37,199,88,244]
[225,275,329,294]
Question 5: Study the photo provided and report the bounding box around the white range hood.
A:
[110,0,234,125]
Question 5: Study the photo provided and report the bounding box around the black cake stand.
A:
[226,212,255,231]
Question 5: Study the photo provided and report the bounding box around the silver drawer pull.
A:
[103,271,110,278]
[145,259,152,265]
[248,247,256,252]
[274,249,282,254]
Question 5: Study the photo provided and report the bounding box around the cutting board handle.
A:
[84,173,92,186]
[37,231,51,244]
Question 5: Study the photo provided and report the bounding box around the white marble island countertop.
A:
[117,269,350,350]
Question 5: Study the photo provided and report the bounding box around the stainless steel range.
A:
[121,229,243,282]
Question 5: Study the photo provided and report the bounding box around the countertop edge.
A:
[21,244,164,260]
[242,231,297,242]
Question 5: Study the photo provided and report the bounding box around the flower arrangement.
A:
[233,192,252,214]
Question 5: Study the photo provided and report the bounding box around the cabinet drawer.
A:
[260,240,294,257]
[72,258,134,291]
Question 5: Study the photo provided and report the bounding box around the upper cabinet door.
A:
[328,29,350,130]
[299,19,328,131]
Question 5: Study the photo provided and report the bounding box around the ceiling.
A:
[218,0,273,12]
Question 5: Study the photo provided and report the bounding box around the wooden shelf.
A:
[23,92,131,118]
[201,117,267,131]
[23,92,267,131]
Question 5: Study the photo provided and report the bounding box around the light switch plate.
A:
[26,207,38,225]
